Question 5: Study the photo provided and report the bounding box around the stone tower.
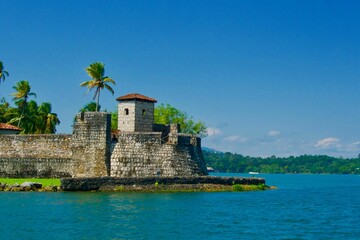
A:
[116,93,157,132]
[71,112,111,177]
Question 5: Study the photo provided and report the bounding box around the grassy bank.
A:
[0,178,60,187]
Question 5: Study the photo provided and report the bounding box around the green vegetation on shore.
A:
[0,178,60,186]
[204,151,360,174]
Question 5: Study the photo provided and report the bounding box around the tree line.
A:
[0,80,60,134]
[0,61,119,134]
[2,60,206,136]
[203,151,360,174]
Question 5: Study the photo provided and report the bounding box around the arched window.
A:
[142,109,146,116]
[124,108,129,115]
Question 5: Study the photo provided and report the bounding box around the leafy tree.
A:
[80,62,115,112]
[11,80,37,127]
[37,102,60,133]
[154,103,207,137]
[0,61,9,84]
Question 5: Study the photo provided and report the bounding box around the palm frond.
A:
[86,62,105,79]
[29,92,37,98]
[104,84,115,95]
[80,80,92,86]
[103,77,115,85]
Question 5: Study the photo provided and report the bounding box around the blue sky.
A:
[1,0,360,157]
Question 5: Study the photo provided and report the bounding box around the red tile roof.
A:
[116,93,157,103]
[0,123,22,131]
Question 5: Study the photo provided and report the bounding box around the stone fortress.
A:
[0,93,208,178]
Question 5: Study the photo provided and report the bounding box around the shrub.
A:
[114,185,125,191]
[232,184,244,191]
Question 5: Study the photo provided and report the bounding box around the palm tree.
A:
[37,102,60,133]
[0,61,9,84]
[11,80,37,127]
[80,101,101,112]
[22,100,38,133]
[80,62,115,112]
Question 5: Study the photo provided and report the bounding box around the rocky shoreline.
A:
[1,176,268,192]
[61,176,266,192]
[0,182,60,192]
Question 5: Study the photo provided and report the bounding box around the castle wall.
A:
[0,112,208,179]
[110,132,208,177]
[0,134,73,177]
[0,112,112,178]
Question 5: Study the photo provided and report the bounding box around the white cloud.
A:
[267,130,280,137]
[206,127,222,136]
[223,135,247,143]
[315,137,339,148]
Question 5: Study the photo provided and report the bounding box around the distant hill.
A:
[202,147,223,153]
[203,151,360,174]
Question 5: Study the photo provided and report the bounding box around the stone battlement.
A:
[0,93,208,178]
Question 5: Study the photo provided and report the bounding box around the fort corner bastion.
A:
[0,93,208,178]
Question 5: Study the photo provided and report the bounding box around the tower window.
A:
[142,109,146,116]
[124,108,129,115]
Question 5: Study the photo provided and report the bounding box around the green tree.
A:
[37,102,60,133]
[21,100,38,133]
[0,98,11,122]
[79,101,101,112]
[111,110,118,131]
[80,62,115,112]
[11,80,37,127]
[2,81,60,134]
[154,103,207,137]
[0,61,9,84]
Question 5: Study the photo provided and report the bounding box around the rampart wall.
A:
[0,134,73,177]
[0,112,208,178]
[110,132,207,177]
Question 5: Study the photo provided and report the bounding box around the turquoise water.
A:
[1,174,360,239]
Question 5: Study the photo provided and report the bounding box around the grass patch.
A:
[232,184,245,191]
[0,178,60,187]
[114,185,125,191]
[232,184,267,192]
